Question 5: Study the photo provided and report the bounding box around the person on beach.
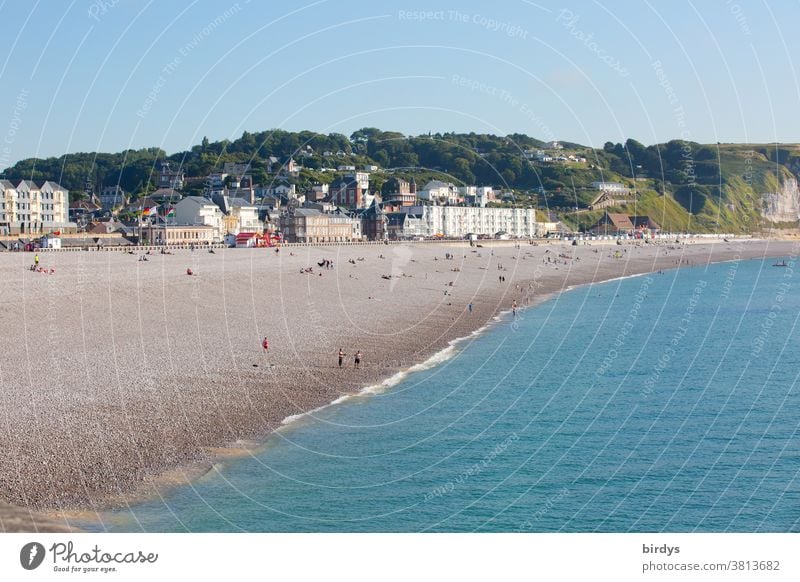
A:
[338,348,346,368]
[468,303,473,313]
[262,337,269,352]
[34,254,39,267]
[354,350,361,369]
[512,300,518,317]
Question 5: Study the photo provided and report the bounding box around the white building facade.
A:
[418,180,459,205]
[173,196,225,241]
[227,199,261,234]
[591,181,629,193]
[395,205,539,239]
[0,179,71,235]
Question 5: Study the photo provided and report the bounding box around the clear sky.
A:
[1,0,798,168]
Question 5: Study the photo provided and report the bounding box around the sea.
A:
[86,257,800,532]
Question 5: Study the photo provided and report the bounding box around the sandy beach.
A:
[0,237,796,530]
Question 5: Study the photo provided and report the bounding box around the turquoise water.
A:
[92,258,800,532]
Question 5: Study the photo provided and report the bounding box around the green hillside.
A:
[3,130,799,233]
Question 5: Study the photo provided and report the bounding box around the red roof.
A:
[235,232,260,240]
[604,213,634,229]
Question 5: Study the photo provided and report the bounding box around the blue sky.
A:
[0,0,798,168]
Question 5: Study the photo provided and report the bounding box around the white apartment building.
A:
[418,180,459,205]
[228,199,260,233]
[394,205,538,239]
[0,179,71,235]
[591,181,629,193]
[173,196,225,241]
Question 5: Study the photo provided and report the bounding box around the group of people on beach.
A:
[260,340,363,369]
[338,348,362,369]
[29,253,55,274]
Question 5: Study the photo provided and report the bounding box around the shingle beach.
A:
[0,238,794,530]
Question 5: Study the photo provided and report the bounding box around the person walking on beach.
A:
[262,337,269,353]
[34,253,39,267]
[354,350,361,369]
[512,300,518,317]
[468,302,473,313]
[338,348,346,368]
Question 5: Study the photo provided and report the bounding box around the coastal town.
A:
[0,142,673,251]
[2,3,800,578]
[0,132,791,538]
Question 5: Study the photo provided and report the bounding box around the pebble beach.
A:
[0,237,795,530]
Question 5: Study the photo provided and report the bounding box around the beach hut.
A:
[39,236,62,249]
[235,232,262,248]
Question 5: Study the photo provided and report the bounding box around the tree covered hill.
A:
[3,129,799,232]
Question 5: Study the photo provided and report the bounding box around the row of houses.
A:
[137,194,266,244]
[0,180,73,235]
[85,199,655,245]
[81,184,555,245]
[7,159,560,243]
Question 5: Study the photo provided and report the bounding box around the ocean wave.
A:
[279,323,497,427]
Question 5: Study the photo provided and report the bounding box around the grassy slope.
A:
[560,144,800,233]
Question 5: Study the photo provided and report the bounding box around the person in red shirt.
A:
[262,337,269,352]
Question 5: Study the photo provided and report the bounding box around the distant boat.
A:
[773,259,788,267]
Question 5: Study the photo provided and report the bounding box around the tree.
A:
[372,150,390,168]
[453,157,475,184]
[624,138,647,164]
[350,127,382,143]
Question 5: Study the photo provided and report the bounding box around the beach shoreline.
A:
[1,237,797,532]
